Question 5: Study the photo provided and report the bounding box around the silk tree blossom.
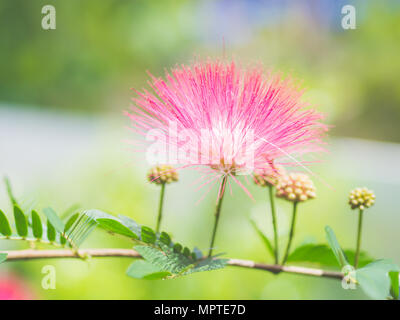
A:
[126,60,328,193]
[0,273,35,300]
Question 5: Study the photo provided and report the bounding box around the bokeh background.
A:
[1,0,399,300]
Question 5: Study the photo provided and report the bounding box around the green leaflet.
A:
[64,213,80,232]
[0,209,12,236]
[389,271,399,300]
[173,243,182,253]
[288,244,335,265]
[141,226,156,244]
[0,180,93,249]
[249,219,274,258]
[188,257,228,274]
[61,204,80,219]
[14,206,28,237]
[183,247,191,257]
[135,244,190,274]
[117,214,141,236]
[159,231,171,246]
[0,253,7,264]
[31,210,43,239]
[43,207,65,233]
[63,212,80,247]
[65,212,98,248]
[60,232,67,245]
[325,226,349,268]
[126,260,171,280]
[90,211,170,246]
[59,214,80,246]
[343,250,374,268]
[84,210,141,240]
[81,211,227,279]
[287,243,373,268]
[47,220,56,242]
[356,259,400,300]
[131,243,227,279]
[4,177,17,206]
[97,218,138,239]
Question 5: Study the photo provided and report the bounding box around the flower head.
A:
[127,60,327,192]
[147,165,178,185]
[276,173,316,202]
[348,187,375,210]
[253,164,286,187]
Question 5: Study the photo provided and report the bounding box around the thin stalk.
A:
[155,183,166,233]
[354,209,364,269]
[281,201,298,265]
[268,185,279,264]
[208,175,228,257]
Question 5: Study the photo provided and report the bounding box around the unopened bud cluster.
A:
[276,173,316,202]
[253,165,286,187]
[348,187,375,210]
[147,165,178,185]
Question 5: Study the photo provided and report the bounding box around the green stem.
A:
[354,209,363,269]
[0,235,62,247]
[268,185,279,264]
[281,201,298,265]
[155,183,166,233]
[208,175,228,257]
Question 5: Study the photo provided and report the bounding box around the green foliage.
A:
[0,209,12,236]
[133,243,227,279]
[249,219,274,258]
[88,210,227,280]
[4,177,17,206]
[134,245,192,275]
[0,253,7,264]
[389,271,399,300]
[356,260,400,300]
[141,226,156,244]
[31,210,43,239]
[60,232,67,245]
[117,214,142,235]
[287,243,373,269]
[47,220,56,242]
[43,207,65,233]
[66,212,98,247]
[64,213,79,233]
[173,243,182,253]
[126,260,172,280]
[1,180,398,297]
[0,205,96,249]
[324,225,400,300]
[0,180,97,250]
[325,226,349,268]
[13,205,28,237]
[159,232,171,246]
[97,218,138,239]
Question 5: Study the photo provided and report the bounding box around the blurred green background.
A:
[0,0,399,299]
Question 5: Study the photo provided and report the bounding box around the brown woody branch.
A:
[1,248,343,280]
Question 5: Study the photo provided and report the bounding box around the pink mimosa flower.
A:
[126,60,327,196]
[0,272,36,300]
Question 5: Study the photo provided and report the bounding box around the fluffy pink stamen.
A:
[127,59,328,192]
